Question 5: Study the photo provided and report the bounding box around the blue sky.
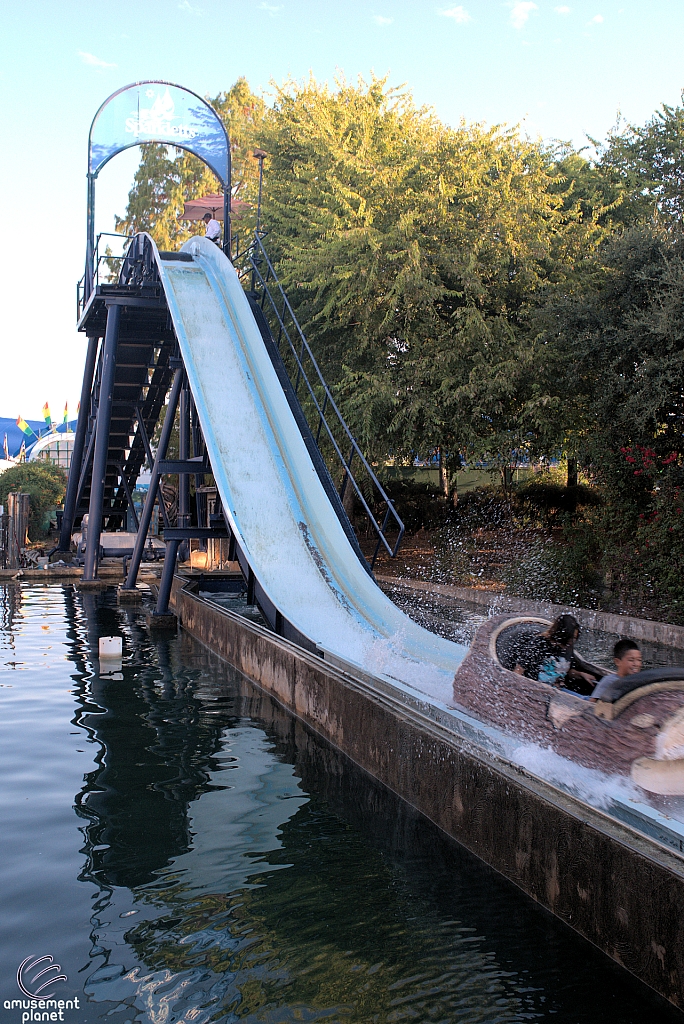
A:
[1,0,683,416]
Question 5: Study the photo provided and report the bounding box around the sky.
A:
[1,0,683,418]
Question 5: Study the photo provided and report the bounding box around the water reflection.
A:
[1,584,680,1023]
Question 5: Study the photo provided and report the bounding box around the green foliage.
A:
[596,94,684,225]
[0,462,67,540]
[255,76,608,470]
[541,225,684,516]
[500,522,604,608]
[115,75,684,619]
[447,487,514,531]
[516,480,602,526]
[376,480,448,535]
[624,483,684,618]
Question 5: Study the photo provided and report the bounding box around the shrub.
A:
[515,480,602,526]
[0,462,67,540]
[448,486,515,532]
[612,482,684,621]
[500,521,604,607]
[378,480,449,536]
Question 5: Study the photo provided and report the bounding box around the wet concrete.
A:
[170,574,684,1009]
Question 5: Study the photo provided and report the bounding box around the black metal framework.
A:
[236,233,404,569]
[77,232,132,319]
[61,234,177,566]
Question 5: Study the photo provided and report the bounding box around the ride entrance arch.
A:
[84,81,231,299]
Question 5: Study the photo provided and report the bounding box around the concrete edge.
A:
[378,575,684,650]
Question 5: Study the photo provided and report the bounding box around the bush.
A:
[611,482,684,621]
[429,488,518,586]
[448,486,515,532]
[500,522,604,607]
[0,462,67,540]
[378,480,449,535]
[515,480,602,525]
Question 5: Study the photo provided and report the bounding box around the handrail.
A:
[235,233,404,567]
[77,232,134,319]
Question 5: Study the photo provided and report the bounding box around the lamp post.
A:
[253,149,267,235]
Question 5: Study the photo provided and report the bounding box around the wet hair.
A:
[542,614,580,647]
[614,638,640,660]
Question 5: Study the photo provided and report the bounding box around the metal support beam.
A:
[122,369,183,591]
[134,406,155,469]
[82,304,121,580]
[158,459,209,474]
[134,407,170,529]
[154,539,180,616]
[162,527,229,540]
[74,427,97,515]
[85,173,95,301]
[112,462,139,531]
[59,334,99,551]
[177,378,191,564]
[191,397,207,539]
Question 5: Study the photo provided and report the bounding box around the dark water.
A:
[0,583,681,1024]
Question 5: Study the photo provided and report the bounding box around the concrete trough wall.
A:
[170,575,684,1009]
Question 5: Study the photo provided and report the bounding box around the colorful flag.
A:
[63,402,68,426]
[16,416,35,437]
[43,402,52,430]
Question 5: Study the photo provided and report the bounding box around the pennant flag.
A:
[63,402,68,426]
[3,433,8,460]
[43,402,52,431]
[16,416,35,437]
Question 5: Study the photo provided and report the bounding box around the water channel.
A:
[0,583,681,1023]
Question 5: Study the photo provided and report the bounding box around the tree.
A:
[114,74,611,487]
[255,76,605,481]
[536,224,684,613]
[596,93,684,225]
[0,462,67,540]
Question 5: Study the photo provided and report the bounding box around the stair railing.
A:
[236,233,404,567]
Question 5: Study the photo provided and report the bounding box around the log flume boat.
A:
[453,615,684,796]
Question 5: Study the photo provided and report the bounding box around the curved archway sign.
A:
[85,81,231,298]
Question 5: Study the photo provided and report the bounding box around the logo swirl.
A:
[17,956,68,999]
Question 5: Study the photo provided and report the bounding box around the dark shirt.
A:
[513,635,573,686]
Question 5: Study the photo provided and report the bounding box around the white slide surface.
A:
[157,237,467,697]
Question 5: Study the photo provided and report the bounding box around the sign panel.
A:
[89,82,229,185]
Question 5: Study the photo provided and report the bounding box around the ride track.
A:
[66,232,467,692]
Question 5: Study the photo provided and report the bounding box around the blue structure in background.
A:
[0,418,78,459]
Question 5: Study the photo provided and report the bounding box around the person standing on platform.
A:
[202,212,221,244]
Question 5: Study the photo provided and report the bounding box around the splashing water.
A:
[510,742,644,810]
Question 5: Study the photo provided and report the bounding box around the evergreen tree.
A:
[255,76,606,479]
[597,93,684,225]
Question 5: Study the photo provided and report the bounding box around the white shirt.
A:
[204,218,221,241]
